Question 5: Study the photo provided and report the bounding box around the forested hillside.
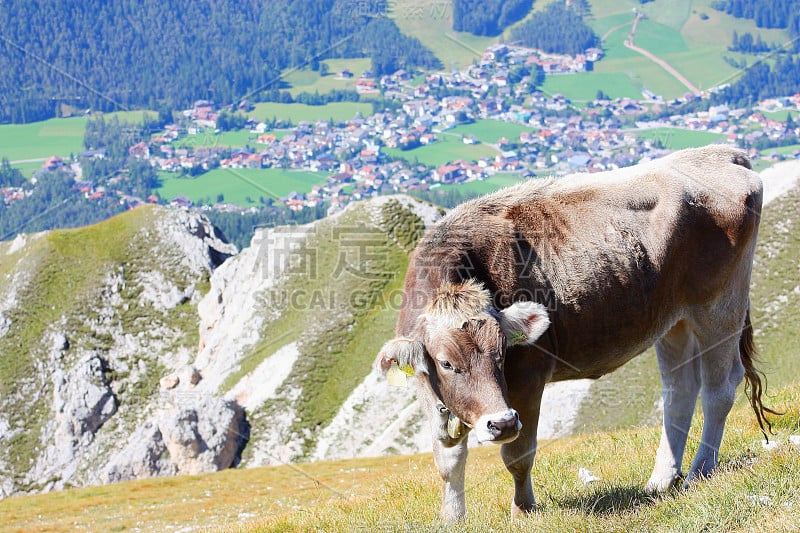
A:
[0,0,439,124]
[452,0,532,36]
[712,0,800,30]
[713,56,800,108]
[509,1,598,56]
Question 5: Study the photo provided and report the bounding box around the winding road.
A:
[622,13,701,96]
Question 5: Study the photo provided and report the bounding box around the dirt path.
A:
[9,158,46,165]
[601,21,633,42]
[624,13,701,96]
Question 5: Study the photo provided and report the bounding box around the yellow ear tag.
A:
[386,361,408,388]
[399,364,415,377]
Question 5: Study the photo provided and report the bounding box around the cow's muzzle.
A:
[475,409,522,444]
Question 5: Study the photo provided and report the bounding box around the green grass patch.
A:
[156,168,329,205]
[0,111,156,162]
[247,102,368,124]
[387,0,496,70]
[750,185,800,390]
[633,127,726,150]
[638,0,691,32]
[0,118,87,161]
[384,133,498,167]
[542,71,643,101]
[10,160,44,179]
[449,120,533,144]
[281,58,370,97]
[681,0,788,51]
[634,19,691,55]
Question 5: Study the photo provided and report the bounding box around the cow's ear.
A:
[497,301,550,346]
[374,337,427,375]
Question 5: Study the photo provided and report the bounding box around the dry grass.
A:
[3,383,797,532]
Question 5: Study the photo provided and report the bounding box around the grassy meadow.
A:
[157,168,329,205]
[632,127,727,150]
[0,111,156,170]
[449,119,533,144]
[281,58,371,97]
[0,118,86,162]
[387,0,496,70]
[2,382,797,532]
[246,102,368,124]
[532,0,794,102]
[383,119,535,166]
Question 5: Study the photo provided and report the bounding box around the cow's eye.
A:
[439,359,453,371]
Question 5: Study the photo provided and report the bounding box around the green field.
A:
[384,133,498,167]
[157,168,328,205]
[10,161,44,179]
[0,111,156,163]
[281,58,371,96]
[542,72,643,102]
[247,102,368,124]
[578,0,792,99]
[449,119,533,144]
[0,118,86,162]
[633,127,726,149]
[387,0,496,70]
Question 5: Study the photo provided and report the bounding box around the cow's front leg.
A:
[501,374,545,519]
[416,381,470,521]
[500,405,540,517]
[432,434,469,522]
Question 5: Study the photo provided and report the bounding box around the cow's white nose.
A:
[475,409,522,443]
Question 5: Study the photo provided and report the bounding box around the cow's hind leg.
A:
[501,379,545,518]
[684,325,745,486]
[647,320,701,493]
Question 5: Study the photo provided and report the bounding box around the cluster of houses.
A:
[126,54,800,210]
[10,44,800,212]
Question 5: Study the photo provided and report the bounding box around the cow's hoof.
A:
[510,501,537,520]
[645,473,683,494]
[682,468,711,489]
[440,511,466,524]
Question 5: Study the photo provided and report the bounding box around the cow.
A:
[375,144,777,522]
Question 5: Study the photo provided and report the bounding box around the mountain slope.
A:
[193,195,443,465]
[0,195,444,497]
[0,206,237,495]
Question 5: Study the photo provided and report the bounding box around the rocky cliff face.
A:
[0,196,447,497]
[0,206,241,496]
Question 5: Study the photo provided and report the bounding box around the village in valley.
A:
[5,43,800,214]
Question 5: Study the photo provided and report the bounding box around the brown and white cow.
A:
[376,144,777,521]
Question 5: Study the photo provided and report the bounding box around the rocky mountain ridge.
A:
[0,195,444,497]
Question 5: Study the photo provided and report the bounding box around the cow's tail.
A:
[740,309,781,439]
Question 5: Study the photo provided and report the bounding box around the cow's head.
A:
[376,280,550,444]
